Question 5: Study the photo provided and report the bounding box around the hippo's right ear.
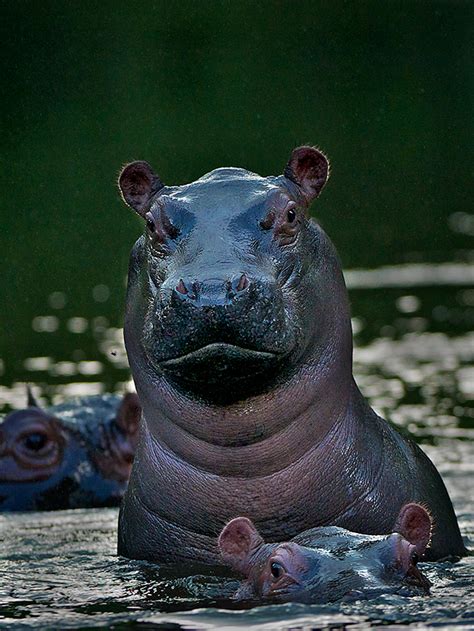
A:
[218,517,264,573]
[118,161,164,216]
[284,145,330,205]
[116,392,142,438]
[394,503,432,556]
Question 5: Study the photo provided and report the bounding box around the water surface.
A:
[1,273,473,629]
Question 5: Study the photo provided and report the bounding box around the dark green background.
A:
[1,1,472,391]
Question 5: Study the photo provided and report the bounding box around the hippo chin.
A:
[0,391,140,511]
[218,503,432,603]
[117,146,466,564]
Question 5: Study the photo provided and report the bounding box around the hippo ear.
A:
[116,392,142,437]
[118,161,164,216]
[284,145,330,205]
[218,517,264,573]
[26,385,40,408]
[394,503,432,555]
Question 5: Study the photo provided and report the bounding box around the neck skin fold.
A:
[128,321,354,477]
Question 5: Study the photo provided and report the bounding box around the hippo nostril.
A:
[236,273,249,293]
[226,274,250,301]
[174,279,200,302]
[176,279,188,295]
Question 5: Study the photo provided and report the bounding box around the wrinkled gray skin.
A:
[218,505,432,603]
[117,146,466,565]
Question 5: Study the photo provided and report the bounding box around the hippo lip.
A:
[159,343,280,366]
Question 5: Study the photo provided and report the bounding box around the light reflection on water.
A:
[0,267,473,629]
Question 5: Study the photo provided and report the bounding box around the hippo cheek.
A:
[0,454,61,483]
[390,536,431,592]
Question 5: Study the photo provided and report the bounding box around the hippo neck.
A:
[136,341,355,477]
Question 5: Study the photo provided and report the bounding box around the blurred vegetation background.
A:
[0,0,472,396]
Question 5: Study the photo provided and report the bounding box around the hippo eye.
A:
[270,562,285,579]
[286,208,296,223]
[22,432,49,452]
[411,551,419,565]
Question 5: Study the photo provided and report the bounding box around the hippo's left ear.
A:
[116,392,142,438]
[26,385,40,408]
[218,517,264,573]
[118,160,164,216]
[394,503,432,555]
[284,145,330,205]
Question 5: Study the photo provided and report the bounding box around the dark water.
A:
[1,1,473,628]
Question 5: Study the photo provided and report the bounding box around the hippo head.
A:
[119,147,350,402]
[218,504,432,603]
[0,393,141,511]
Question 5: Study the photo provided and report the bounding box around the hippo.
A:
[218,503,432,603]
[0,390,141,511]
[117,146,466,564]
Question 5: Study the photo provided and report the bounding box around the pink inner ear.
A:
[284,146,329,203]
[296,149,328,182]
[218,517,263,571]
[118,161,162,215]
[394,503,432,554]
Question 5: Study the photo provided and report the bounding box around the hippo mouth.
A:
[160,342,279,368]
[158,343,284,386]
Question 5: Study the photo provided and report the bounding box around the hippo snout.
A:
[146,269,296,390]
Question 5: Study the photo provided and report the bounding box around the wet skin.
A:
[218,504,433,604]
[0,392,140,511]
[117,146,466,564]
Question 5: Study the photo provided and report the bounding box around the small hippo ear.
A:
[26,385,40,408]
[118,161,164,216]
[218,517,264,573]
[394,503,432,555]
[284,145,330,205]
[116,392,142,437]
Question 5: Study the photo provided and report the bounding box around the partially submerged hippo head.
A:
[0,392,141,511]
[218,504,432,603]
[119,147,343,401]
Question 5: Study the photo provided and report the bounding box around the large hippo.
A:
[0,391,140,511]
[117,146,466,564]
[218,503,432,603]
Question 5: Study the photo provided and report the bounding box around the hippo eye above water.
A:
[411,551,419,565]
[287,208,296,223]
[270,561,285,579]
[22,432,49,452]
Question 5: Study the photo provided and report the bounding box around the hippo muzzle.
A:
[145,268,296,386]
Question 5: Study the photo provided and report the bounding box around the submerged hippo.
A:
[117,146,466,564]
[218,503,432,603]
[0,391,140,511]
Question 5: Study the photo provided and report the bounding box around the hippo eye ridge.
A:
[270,561,285,579]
